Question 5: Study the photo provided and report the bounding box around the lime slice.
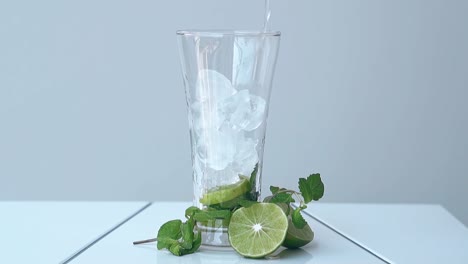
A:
[199,177,250,205]
[283,217,314,249]
[228,203,288,258]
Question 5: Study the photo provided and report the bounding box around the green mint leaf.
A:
[157,212,201,256]
[173,229,202,256]
[188,229,202,253]
[180,219,195,249]
[270,186,280,194]
[157,237,179,249]
[298,173,324,204]
[270,192,295,203]
[169,243,183,256]
[185,206,200,218]
[182,229,201,254]
[192,210,231,222]
[291,207,307,229]
[156,219,182,250]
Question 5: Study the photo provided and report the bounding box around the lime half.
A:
[283,217,314,249]
[228,203,288,258]
[199,177,250,205]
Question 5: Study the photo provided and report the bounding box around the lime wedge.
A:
[282,217,314,249]
[199,177,250,205]
[228,203,288,258]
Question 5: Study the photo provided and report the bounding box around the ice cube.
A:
[190,70,264,172]
[196,122,237,171]
[195,70,236,103]
[218,89,266,132]
[203,165,240,187]
[217,89,249,130]
[232,136,259,177]
[190,70,235,137]
[238,93,266,131]
[190,101,225,136]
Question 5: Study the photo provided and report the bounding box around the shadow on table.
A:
[134,242,314,263]
[268,247,314,262]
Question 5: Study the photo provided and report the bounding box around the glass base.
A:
[197,220,230,247]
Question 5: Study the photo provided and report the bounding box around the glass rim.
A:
[176,29,281,37]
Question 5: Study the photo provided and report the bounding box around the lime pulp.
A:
[228,203,288,258]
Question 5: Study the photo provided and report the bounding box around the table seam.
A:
[297,205,393,264]
[60,202,153,264]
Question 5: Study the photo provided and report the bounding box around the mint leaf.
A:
[270,192,295,203]
[157,237,179,248]
[156,209,204,256]
[180,218,195,249]
[186,230,202,254]
[185,206,200,218]
[169,243,183,256]
[298,173,324,204]
[270,186,280,194]
[291,207,307,229]
[192,210,231,222]
[156,220,182,250]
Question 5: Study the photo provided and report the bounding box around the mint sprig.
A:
[269,192,295,203]
[266,173,324,228]
[156,218,201,256]
[156,207,231,256]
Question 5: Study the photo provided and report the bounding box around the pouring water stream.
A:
[263,0,271,32]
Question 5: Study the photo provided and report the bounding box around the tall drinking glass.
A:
[177,30,281,246]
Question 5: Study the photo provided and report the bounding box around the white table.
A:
[3,202,466,264]
[303,203,468,264]
[70,202,386,264]
[0,202,150,264]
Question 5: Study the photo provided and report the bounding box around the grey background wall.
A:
[1,0,467,226]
